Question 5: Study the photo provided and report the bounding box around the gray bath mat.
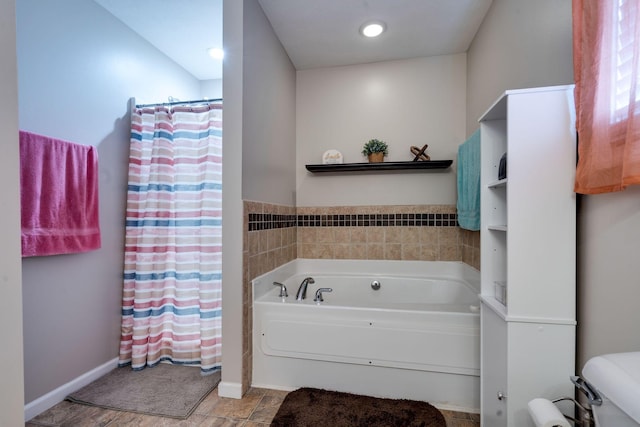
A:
[66,364,220,419]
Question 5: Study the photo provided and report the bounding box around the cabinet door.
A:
[481,305,508,427]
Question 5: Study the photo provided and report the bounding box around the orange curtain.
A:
[573,0,640,194]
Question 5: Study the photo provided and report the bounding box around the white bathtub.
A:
[251,259,480,412]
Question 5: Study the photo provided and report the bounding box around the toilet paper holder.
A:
[550,396,595,426]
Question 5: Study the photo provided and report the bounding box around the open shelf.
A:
[488,178,507,188]
[305,160,453,173]
[480,294,507,319]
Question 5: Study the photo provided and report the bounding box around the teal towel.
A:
[456,130,481,231]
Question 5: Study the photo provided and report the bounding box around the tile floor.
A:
[26,387,480,427]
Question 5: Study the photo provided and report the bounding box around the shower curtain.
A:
[119,102,222,374]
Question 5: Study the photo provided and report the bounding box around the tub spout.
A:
[296,277,315,300]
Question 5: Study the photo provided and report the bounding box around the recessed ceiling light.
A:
[207,48,224,60]
[360,21,386,38]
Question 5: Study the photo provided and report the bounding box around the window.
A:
[573,0,640,194]
[612,0,639,122]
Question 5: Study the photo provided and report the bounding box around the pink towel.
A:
[19,131,101,257]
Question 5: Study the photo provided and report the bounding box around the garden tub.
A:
[251,259,480,412]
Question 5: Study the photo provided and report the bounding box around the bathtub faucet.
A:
[296,277,315,300]
[314,287,333,303]
[272,282,288,298]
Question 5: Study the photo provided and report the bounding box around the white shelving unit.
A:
[479,86,577,426]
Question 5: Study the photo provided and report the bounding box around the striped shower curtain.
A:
[119,103,222,374]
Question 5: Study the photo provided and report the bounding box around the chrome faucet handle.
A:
[273,282,288,298]
[314,287,332,303]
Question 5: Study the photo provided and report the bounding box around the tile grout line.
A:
[244,394,268,425]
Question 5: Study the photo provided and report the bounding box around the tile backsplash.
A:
[296,205,477,265]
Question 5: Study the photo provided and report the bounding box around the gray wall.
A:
[468,0,640,374]
[220,0,244,395]
[0,1,25,425]
[296,54,466,207]
[466,0,574,135]
[241,0,296,206]
[201,79,223,99]
[17,0,202,404]
[577,188,640,368]
[220,0,296,396]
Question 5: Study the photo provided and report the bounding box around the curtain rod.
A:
[135,98,222,108]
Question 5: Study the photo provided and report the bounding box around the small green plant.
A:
[361,139,389,156]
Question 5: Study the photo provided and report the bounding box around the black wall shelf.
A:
[305,160,453,173]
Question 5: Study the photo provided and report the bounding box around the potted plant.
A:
[362,139,388,163]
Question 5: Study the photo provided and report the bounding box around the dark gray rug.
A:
[271,388,446,427]
[66,364,220,419]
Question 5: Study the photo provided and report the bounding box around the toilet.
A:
[580,352,640,427]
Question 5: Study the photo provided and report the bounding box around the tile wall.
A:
[460,228,481,271]
[242,201,480,391]
[242,201,297,394]
[296,205,469,263]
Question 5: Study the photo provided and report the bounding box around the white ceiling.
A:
[94,0,223,80]
[93,0,493,81]
[258,0,493,70]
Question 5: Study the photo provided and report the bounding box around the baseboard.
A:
[217,381,243,399]
[250,382,295,393]
[24,357,119,422]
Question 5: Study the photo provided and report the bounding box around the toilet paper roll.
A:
[527,398,571,427]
